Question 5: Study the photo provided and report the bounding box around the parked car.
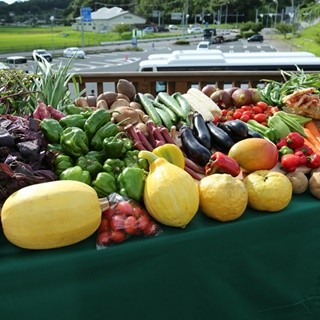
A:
[197,41,210,50]
[0,62,9,70]
[63,47,85,59]
[6,56,29,73]
[247,34,264,43]
[32,49,52,62]
[143,26,155,33]
[168,24,178,30]
[157,25,169,32]
[188,26,203,34]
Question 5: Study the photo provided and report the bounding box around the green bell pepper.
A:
[117,167,145,201]
[40,118,63,144]
[59,165,91,185]
[84,108,112,138]
[91,122,121,151]
[92,172,117,198]
[103,132,134,159]
[59,114,87,129]
[76,154,103,178]
[102,158,125,178]
[86,150,106,164]
[54,154,74,177]
[123,150,149,171]
[64,104,83,115]
[60,127,89,158]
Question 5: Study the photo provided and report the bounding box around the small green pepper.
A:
[86,150,106,164]
[123,150,149,171]
[117,167,145,201]
[91,121,120,150]
[102,158,125,178]
[92,172,117,197]
[84,108,112,138]
[54,154,74,176]
[279,145,294,157]
[59,166,91,185]
[40,118,63,144]
[64,104,83,115]
[103,132,134,159]
[60,127,89,158]
[59,114,87,129]
[76,154,103,178]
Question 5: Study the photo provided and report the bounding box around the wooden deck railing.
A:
[70,71,289,97]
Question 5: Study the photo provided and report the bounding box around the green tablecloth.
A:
[1,191,320,320]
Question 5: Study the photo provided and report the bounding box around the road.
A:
[26,37,287,74]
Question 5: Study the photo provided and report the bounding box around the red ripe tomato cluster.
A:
[97,199,160,248]
[216,101,280,125]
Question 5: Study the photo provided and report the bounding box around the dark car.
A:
[32,49,53,62]
[247,34,264,43]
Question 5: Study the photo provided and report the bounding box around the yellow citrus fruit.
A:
[243,170,292,212]
[199,174,248,222]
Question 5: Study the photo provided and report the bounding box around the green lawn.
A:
[0,23,319,55]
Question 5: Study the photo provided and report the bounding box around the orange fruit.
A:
[228,138,278,173]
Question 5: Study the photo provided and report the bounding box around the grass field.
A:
[0,26,137,53]
[0,23,319,55]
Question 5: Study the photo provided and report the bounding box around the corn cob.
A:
[187,88,222,118]
[182,92,214,121]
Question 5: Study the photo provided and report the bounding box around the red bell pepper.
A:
[307,153,320,169]
[280,153,301,172]
[205,151,241,177]
[286,132,305,149]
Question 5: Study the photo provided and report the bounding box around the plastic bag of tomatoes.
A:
[96,193,162,249]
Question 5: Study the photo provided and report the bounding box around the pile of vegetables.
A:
[2,60,320,251]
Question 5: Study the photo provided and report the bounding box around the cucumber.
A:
[152,100,178,123]
[154,108,173,129]
[172,92,191,117]
[157,92,188,120]
[137,93,162,126]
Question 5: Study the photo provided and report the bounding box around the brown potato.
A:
[110,98,130,110]
[286,171,308,194]
[112,106,140,125]
[74,96,89,108]
[116,79,136,101]
[309,171,320,199]
[97,91,118,106]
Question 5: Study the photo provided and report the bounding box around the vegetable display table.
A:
[0,191,320,320]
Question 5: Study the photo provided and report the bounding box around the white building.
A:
[72,7,146,33]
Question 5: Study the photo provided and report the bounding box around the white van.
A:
[6,56,29,72]
[197,41,210,50]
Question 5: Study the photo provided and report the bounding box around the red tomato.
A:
[241,105,252,111]
[251,106,263,114]
[102,207,115,220]
[124,216,138,235]
[240,114,251,122]
[253,113,267,123]
[98,218,109,233]
[242,110,253,118]
[111,230,126,243]
[97,230,112,246]
[143,223,159,237]
[114,201,133,216]
[110,214,126,231]
[255,101,268,111]
[131,205,144,218]
[232,111,243,119]
[136,215,150,232]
